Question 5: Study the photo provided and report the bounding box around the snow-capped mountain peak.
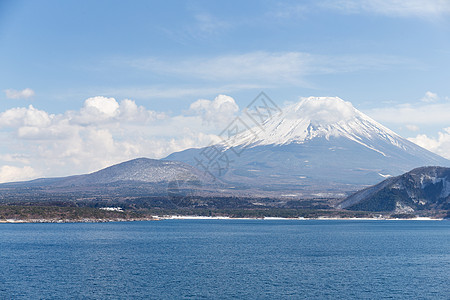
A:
[224,96,405,155]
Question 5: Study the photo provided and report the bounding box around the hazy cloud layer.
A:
[367,91,450,159]
[367,94,450,125]
[122,51,413,88]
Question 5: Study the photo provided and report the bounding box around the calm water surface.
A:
[0,220,449,299]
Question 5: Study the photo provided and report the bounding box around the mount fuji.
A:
[166,97,450,195]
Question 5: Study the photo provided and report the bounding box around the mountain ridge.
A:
[339,166,450,212]
[0,158,215,189]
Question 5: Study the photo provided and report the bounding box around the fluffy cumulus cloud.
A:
[0,95,235,180]
[409,128,450,159]
[0,165,40,183]
[4,88,35,99]
[0,105,52,128]
[72,96,119,125]
[293,96,356,125]
[83,96,119,116]
[72,96,165,125]
[189,94,239,126]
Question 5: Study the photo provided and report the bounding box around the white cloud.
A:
[364,93,450,159]
[0,105,53,128]
[69,97,165,126]
[73,96,119,125]
[0,95,229,179]
[0,165,40,183]
[409,128,450,159]
[4,88,35,99]
[421,91,439,103]
[321,0,450,18]
[84,96,119,117]
[189,94,239,126]
[118,99,166,122]
[367,102,450,125]
[293,97,357,125]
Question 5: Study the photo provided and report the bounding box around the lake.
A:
[1,220,449,299]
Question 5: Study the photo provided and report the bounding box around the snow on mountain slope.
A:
[223,97,421,156]
[60,158,215,186]
[339,166,450,212]
[1,158,215,188]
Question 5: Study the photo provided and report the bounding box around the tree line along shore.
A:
[0,205,447,223]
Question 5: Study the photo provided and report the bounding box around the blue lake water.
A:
[0,220,449,299]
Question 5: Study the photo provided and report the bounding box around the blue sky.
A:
[1,0,450,181]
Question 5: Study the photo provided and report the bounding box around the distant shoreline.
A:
[1,205,446,223]
[0,216,445,223]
